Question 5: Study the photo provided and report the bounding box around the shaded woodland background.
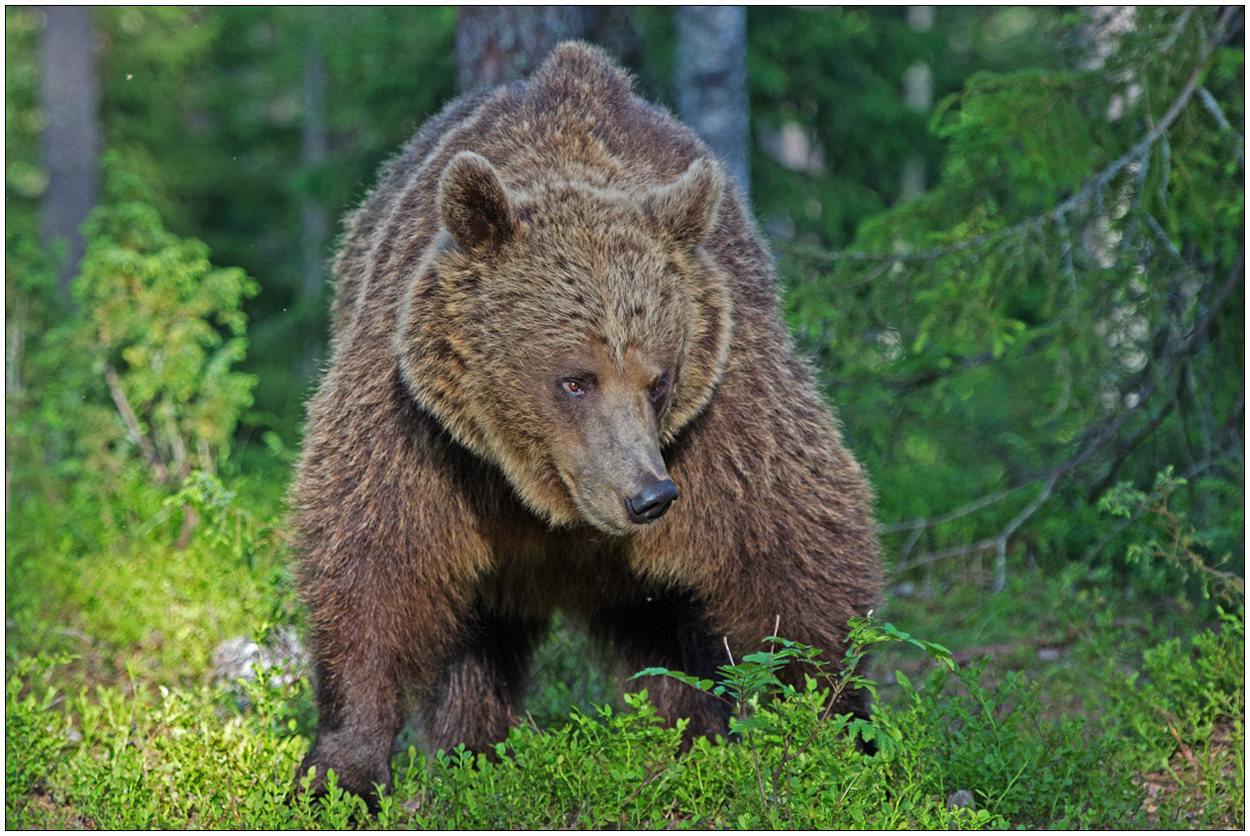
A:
[9,5,1242,593]
[4,6,1245,829]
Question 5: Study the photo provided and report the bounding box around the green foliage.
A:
[9,159,258,501]
[135,7,457,430]
[6,495,291,693]
[5,656,315,830]
[888,661,1141,827]
[782,7,1243,594]
[1105,608,1245,829]
[95,7,219,206]
[70,159,259,481]
[168,471,293,573]
[634,616,953,746]
[3,456,1237,829]
[631,618,959,826]
[15,614,1216,830]
[5,164,284,690]
[519,613,616,729]
[5,655,75,818]
[1111,609,1244,767]
[4,8,45,238]
[1100,467,1245,603]
[748,7,1062,247]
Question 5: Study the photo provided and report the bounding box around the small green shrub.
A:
[1108,609,1245,828]
[631,616,953,819]
[68,157,259,484]
[1115,610,1245,763]
[5,655,74,823]
[887,661,1141,827]
[1100,467,1245,605]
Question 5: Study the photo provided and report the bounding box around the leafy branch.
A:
[631,615,952,822]
[168,471,295,556]
[1099,467,1245,602]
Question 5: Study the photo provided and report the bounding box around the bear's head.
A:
[397,151,734,534]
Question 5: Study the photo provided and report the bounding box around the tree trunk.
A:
[673,6,750,200]
[455,6,587,93]
[300,29,330,374]
[39,5,100,301]
[300,40,329,305]
[901,6,934,201]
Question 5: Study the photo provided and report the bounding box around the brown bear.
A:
[293,42,882,805]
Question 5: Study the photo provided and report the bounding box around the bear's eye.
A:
[648,374,670,404]
[562,379,586,396]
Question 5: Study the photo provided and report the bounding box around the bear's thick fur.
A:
[294,42,882,803]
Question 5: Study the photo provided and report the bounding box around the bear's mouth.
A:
[557,469,663,536]
[573,484,677,536]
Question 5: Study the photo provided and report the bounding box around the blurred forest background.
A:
[4,6,1245,828]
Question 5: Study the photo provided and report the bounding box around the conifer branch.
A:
[887,247,1243,577]
[1197,86,1245,167]
[781,39,1222,270]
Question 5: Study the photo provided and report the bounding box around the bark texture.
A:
[455,6,587,93]
[674,6,750,199]
[39,5,100,299]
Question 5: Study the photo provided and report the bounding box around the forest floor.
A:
[5,471,1244,829]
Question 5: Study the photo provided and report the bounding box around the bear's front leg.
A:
[298,652,405,807]
[292,369,500,808]
[297,561,466,809]
[293,468,488,806]
[590,590,733,747]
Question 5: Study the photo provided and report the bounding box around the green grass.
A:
[6,469,294,695]
[5,468,1245,829]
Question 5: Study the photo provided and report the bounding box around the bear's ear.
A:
[643,158,725,248]
[438,151,515,252]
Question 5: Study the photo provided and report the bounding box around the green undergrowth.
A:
[6,529,1243,829]
[0,643,1131,829]
[5,468,294,696]
[5,463,1245,828]
[5,371,1244,830]
[5,462,1244,828]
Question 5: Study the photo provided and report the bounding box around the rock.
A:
[211,626,306,690]
[946,789,976,811]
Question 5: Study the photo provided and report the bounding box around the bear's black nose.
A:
[626,479,678,524]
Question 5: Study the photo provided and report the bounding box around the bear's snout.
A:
[625,478,678,524]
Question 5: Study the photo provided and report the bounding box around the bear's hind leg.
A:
[593,591,732,749]
[419,612,549,757]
